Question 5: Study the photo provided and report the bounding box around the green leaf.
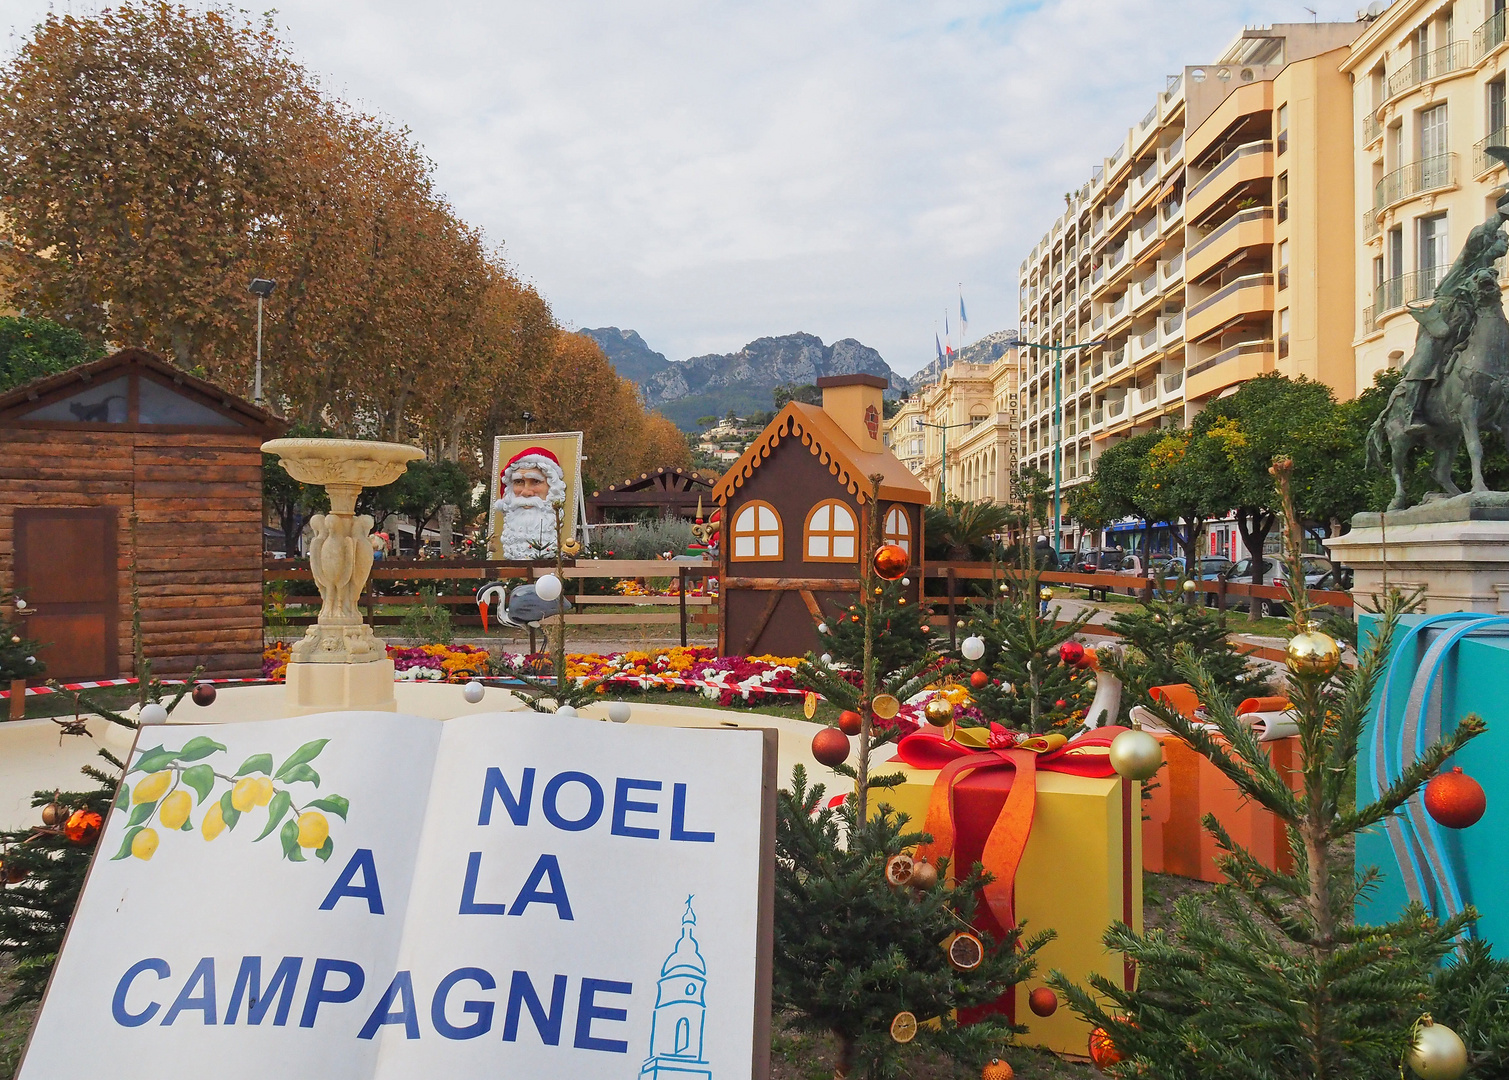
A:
[234,753,274,777]
[180,818,194,832]
[274,739,329,780]
[315,836,334,863]
[174,736,226,762]
[306,795,349,821]
[219,790,241,831]
[129,745,169,774]
[180,764,215,805]
[111,826,143,860]
[277,763,320,787]
[255,790,292,841]
[114,783,130,811]
[280,818,306,862]
[126,801,157,828]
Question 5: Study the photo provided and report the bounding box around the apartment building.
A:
[883,351,1021,505]
[1346,0,1509,389]
[1016,24,1361,525]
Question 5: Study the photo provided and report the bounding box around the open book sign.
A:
[18,712,776,1079]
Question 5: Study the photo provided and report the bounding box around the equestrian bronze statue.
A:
[1368,161,1509,511]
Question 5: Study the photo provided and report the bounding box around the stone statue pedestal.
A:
[262,437,424,715]
[1324,493,1509,615]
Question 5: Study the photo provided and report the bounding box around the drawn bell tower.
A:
[640,897,713,1079]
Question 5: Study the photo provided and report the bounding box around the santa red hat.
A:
[500,446,562,479]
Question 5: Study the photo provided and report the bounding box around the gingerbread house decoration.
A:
[712,374,931,657]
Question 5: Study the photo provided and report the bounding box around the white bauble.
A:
[557,704,577,717]
[817,623,829,634]
[138,703,169,726]
[13,598,24,610]
[820,654,833,665]
[960,635,986,662]
[607,701,632,724]
[535,574,563,602]
[462,681,485,704]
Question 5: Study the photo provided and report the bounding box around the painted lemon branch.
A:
[112,738,348,864]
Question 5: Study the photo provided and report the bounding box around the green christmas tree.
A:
[817,577,936,678]
[0,593,45,685]
[780,475,1044,1079]
[966,561,1094,734]
[0,676,192,1006]
[1101,587,1270,721]
[1053,460,1488,1080]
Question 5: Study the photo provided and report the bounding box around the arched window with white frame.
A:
[730,500,782,561]
[883,505,912,555]
[804,499,858,562]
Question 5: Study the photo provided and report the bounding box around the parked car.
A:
[1075,548,1126,573]
[1151,556,1231,583]
[1220,557,1286,616]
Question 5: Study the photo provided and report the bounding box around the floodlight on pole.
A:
[248,279,276,405]
[522,410,535,434]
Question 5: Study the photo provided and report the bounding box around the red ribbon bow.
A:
[898,725,1128,935]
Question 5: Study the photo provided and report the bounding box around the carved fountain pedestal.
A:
[262,438,424,714]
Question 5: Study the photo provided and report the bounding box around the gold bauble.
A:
[1285,621,1341,678]
[1181,579,1196,593]
[1039,587,1054,601]
[923,697,955,726]
[1109,728,1163,780]
[910,858,939,890]
[1407,1018,1468,1080]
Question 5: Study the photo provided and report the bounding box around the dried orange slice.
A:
[889,1011,918,1043]
[947,931,984,971]
[871,694,900,720]
[884,853,915,886]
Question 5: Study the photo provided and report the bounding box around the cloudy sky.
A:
[1,0,1365,374]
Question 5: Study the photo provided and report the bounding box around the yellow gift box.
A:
[872,747,1141,1056]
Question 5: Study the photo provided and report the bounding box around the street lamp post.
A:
[521,410,535,435]
[248,278,276,405]
[914,417,975,501]
[1006,335,1110,555]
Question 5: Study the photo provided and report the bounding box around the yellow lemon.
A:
[132,771,171,805]
[131,827,159,860]
[296,811,329,849]
[231,777,259,813]
[202,801,226,841]
[159,790,192,831]
[253,776,276,807]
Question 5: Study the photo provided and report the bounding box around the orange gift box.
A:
[1141,685,1301,882]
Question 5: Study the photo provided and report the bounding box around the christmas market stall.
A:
[0,348,284,682]
[585,465,716,523]
[713,374,929,657]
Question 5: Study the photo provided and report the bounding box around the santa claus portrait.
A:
[489,433,582,560]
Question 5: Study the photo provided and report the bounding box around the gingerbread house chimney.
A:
[816,373,888,455]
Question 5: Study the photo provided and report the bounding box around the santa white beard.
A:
[498,494,558,559]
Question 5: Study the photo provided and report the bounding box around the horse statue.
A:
[1368,266,1509,510]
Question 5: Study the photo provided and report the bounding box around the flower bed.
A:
[261,642,489,682]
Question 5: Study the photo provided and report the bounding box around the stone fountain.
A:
[261,437,424,714]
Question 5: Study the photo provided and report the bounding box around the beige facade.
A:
[882,352,1021,505]
[1016,24,1361,511]
[1345,0,1509,389]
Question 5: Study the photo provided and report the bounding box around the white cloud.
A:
[0,0,1365,374]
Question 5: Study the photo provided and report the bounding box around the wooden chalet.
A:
[712,374,931,657]
[0,348,285,681]
[586,466,717,523]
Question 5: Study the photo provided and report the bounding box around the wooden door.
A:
[13,507,119,680]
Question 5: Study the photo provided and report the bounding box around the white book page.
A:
[20,712,443,1080]
[370,711,768,1079]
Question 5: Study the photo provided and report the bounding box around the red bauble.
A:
[811,727,851,767]
[970,670,989,690]
[1425,767,1487,829]
[1028,987,1058,1017]
[1059,640,1085,667]
[1054,699,1067,709]
[838,710,863,736]
[872,544,909,581]
[63,809,102,845]
[1088,1027,1122,1069]
[191,683,217,707]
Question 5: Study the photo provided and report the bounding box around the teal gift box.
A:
[1358,613,1509,947]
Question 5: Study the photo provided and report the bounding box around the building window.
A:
[970,410,988,427]
[1276,172,1289,223]
[1276,102,1288,155]
[731,500,782,561]
[804,500,858,562]
[882,506,912,553]
[1489,78,1507,144]
[1420,104,1449,182]
[1419,213,1449,290]
[1278,308,1290,358]
[1278,239,1290,290]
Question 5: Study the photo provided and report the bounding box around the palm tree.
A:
[924,497,1013,560]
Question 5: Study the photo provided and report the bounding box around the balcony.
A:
[1107,397,1128,418]
[1385,41,1469,101]
[1162,370,1184,396]
[1161,311,1185,341]
[1186,339,1275,400]
[1091,357,1105,378]
[1187,206,1273,281]
[1363,207,1380,241]
[1373,267,1444,318]
[1160,198,1184,234]
[1363,111,1382,145]
[1160,134,1185,174]
[1108,344,1128,369]
[1186,140,1275,223]
[1108,294,1129,326]
[1160,251,1185,288]
[1474,129,1509,176]
[1375,154,1457,210]
[1475,10,1506,60]
[1186,272,1275,342]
